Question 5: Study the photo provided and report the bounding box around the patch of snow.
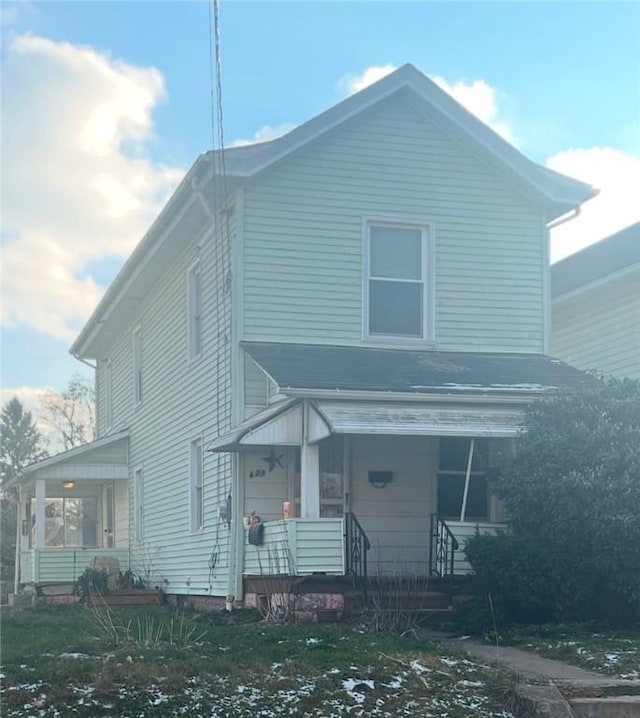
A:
[439,656,459,666]
[305,637,320,645]
[59,652,90,660]
[410,659,431,674]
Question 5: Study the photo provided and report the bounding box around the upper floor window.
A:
[187,261,202,361]
[364,220,433,340]
[132,326,143,405]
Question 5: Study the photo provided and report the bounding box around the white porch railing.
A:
[243,518,345,576]
[22,548,131,584]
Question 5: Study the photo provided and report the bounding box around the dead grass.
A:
[1,606,517,717]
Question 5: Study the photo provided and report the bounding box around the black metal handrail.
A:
[429,513,459,578]
[345,512,370,604]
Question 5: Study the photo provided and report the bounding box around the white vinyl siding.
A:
[242,92,545,352]
[103,359,112,431]
[187,260,203,361]
[552,271,640,379]
[134,467,144,542]
[190,438,204,532]
[101,201,233,597]
[132,327,143,405]
[363,219,433,341]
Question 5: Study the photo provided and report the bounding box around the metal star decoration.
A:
[262,447,284,472]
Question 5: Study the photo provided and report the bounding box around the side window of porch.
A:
[437,438,488,521]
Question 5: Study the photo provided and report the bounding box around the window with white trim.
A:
[187,261,202,360]
[364,221,432,339]
[190,438,204,531]
[132,327,143,404]
[437,438,488,521]
[134,467,144,542]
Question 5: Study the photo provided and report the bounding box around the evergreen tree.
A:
[1,397,48,490]
[1,397,48,587]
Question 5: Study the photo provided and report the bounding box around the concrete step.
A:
[570,695,640,718]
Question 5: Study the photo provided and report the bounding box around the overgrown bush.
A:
[74,567,109,602]
[466,377,640,626]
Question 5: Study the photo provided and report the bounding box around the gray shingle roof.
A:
[551,222,640,299]
[242,342,595,395]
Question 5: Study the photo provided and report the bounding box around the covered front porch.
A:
[212,401,517,585]
[16,431,131,588]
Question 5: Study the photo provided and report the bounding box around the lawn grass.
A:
[1,606,516,717]
[494,623,640,680]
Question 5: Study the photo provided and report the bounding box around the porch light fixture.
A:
[368,471,393,490]
[62,481,75,490]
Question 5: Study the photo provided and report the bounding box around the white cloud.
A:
[338,64,396,95]
[337,65,516,144]
[232,123,297,147]
[548,147,640,262]
[1,34,184,340]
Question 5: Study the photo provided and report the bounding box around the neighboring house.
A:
[551,222,640,380]
[16,64,596,609]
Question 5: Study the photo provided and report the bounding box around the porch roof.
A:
[208,398,523,453]
[19,430,130,484]
[241,342,595,397]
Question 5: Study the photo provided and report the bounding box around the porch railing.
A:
[429,514,459,578]
[344,512,371,604]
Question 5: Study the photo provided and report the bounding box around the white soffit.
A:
[314,401,524,437]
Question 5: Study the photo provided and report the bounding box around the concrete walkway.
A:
[420,629,640,690]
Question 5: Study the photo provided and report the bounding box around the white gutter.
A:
[547,206,580,230]
[280,388,546,404]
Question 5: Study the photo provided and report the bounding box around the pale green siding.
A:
[103,203,235,596]
[35,548,131,583]
[244,355,269,410]
[552,271,640,379]
[243,519,345,576]
[242,93,545,353]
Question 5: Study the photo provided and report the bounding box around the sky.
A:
[1,0,640,423]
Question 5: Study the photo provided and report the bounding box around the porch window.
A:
[134,467,144,542]
[364,220,433,340]
[437,437,488,521]
[44,497,98,547]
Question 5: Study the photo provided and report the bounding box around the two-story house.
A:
[17,64,596,611]
[552,222,640,380]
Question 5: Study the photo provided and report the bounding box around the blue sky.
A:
[2,1,639,413]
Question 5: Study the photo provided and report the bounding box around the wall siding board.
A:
[104,206,235,596]
[242,95,544,351]
[552,272,640,379]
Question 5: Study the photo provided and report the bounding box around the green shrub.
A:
[74,567,109,602]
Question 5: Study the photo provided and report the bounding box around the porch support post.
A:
[35,479,46,549]
[300,401,320,519]
[460,438,475,522]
